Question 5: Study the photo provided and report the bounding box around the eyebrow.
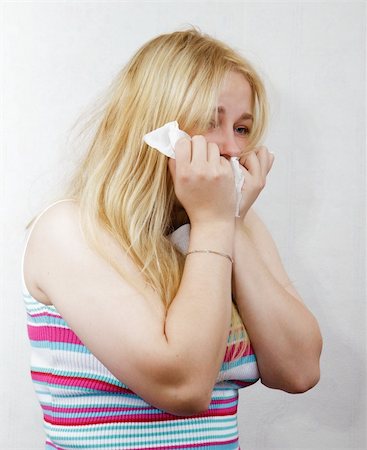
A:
[214,106,253,121]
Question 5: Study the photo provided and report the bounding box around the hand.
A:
[168,135,236,226]
[238,146,275,219]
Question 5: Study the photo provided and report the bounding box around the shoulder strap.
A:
[21,198,76,293]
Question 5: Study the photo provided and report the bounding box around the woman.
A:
[22,28,322,449]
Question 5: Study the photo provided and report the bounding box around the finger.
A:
[236,163,250,192]
[268,152,275,173]
[241,151,261,177]
[260,147,275,175]
[207,142,221,164]
[190,135,208,163]
[256,146,271,179]
[219,155,232,170]
[174,137,192,165]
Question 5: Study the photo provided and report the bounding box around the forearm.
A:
[164,222,234,388]
[232,221,322,393]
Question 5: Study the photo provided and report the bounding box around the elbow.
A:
[127,355,214,416]
[174,399,211,416]
[184,389,212,415]
[287,336,322,394]
[262,331,323,394]
[166,384,212,416]
[261,363,321,394]
[284,368,320,394]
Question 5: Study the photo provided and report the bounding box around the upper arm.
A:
[25,201,189,411]
[243,208,304,302]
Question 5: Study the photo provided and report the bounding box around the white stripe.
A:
[49,394,149,408]
[47,416,238,441]
[217,361,259,381]
[52,431,238,447]
[36,391,52,405]
[31,347,115,380]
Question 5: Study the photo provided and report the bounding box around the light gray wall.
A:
[1,1,365,449]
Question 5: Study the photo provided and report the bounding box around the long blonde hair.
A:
[65,28,269,357]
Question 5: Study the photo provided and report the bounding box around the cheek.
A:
[202,129,219,144]
[236,137,250,154]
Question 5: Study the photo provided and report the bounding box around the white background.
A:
[1,1,366,449]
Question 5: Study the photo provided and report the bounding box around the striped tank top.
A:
[22,200,260,450]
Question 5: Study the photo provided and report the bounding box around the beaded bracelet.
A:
[186,249,233,264]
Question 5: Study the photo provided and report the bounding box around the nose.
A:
[216,130,242,158]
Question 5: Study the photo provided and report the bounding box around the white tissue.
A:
[229,157,245,217]
[143,121,190,158]
[143,121,244,217]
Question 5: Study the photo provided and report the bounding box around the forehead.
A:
[217,71,253,112]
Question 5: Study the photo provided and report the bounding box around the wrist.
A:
[189,220,235,256]
[186,249,233,264]
[191,219,235,234]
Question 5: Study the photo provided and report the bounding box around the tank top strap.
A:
[21,198,76,294]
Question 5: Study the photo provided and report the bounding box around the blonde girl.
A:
[22,28,322,450]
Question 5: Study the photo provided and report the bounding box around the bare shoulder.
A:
[24,200,157,308]
[26,200,101,265]
[26,199,81,249]
[24,200,82,304]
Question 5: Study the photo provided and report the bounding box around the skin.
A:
[23,71,322,417]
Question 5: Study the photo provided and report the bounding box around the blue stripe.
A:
[46,425,237,440]
[50,432,239,449]
[30,341,91,354]
[221,353,257,371]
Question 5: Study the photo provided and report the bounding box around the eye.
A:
[235,126,250,136]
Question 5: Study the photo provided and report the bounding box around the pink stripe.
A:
[45,438,238,449]
[31,371,131,393]
[232,380,257,387]
[42,404,152,414]
[211,396,237,405]
[46,442,63,450]
[29,311,61,319]
[43,405,237,426]
[41,394,237,415]
[223,342,255,362]
[27,325,83,345]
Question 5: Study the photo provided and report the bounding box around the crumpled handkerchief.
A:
[143,121,244,217]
